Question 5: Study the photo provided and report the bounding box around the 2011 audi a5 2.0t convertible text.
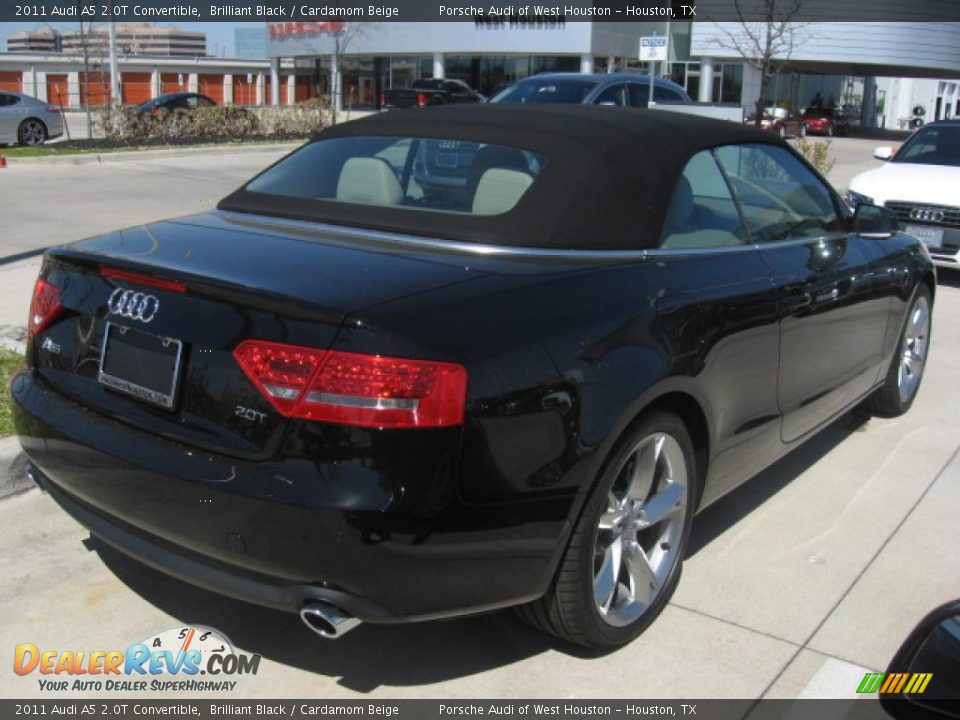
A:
[12,106,935,649]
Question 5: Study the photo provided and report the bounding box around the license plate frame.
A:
[97,322,183,410]
[904,223,944,249]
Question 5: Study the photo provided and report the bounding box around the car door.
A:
[593,83,628,106]
[0,93,21,143]
[444,80,473,104]
[715,143,890,443]
[656,149,783,503]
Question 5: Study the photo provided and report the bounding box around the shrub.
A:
[794,137,836,177]
[95,99,330,143]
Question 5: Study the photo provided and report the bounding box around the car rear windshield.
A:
[893,125,960,167]
[491,79,597,104]
[244,136,547,216]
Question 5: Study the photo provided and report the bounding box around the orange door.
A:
[198,74,223,103]
[232,76,256,105]
[0,71,22,93]
[294,75,316,103]
[79,72,111,106]
[121,72,151,105]
[161,73,187,94]
[46,74,69,107]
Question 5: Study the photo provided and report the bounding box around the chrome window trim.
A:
[218,212,851,262]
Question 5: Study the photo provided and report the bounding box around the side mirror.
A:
[855,203,899,238]
[881,601,960,719]
[875,146,896,161]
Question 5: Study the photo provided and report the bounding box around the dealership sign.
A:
[268,22,345,38]
[639,35,669,61]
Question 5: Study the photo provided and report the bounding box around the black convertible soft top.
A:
[219,104,786,250]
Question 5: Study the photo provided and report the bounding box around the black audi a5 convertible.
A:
[12,105,934,649]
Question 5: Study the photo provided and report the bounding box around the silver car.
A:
[0,91,65,146]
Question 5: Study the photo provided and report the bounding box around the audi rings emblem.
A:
[107,288,160,323]
[909,208,945,223]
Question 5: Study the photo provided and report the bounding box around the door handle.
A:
[812,286,840,304]
[785,290,813,310]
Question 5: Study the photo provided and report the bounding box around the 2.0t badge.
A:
[108,287,159,323]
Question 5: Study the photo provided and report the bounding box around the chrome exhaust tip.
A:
[299,602,362,639]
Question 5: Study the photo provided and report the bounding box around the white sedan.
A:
[847,120,960,270]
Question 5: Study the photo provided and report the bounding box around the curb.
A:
[4,141,303,167]
[0,435,34,499]
[0,336,26,355]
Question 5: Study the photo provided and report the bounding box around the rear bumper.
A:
[12,369,563,622]
[28,462,393,621]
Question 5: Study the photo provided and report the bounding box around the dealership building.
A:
[265,20,960,127]
[0,53,301,107]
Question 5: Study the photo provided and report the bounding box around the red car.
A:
[802,108,849,136]
[746,107,806,138]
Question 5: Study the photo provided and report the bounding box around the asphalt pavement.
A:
[1,137,958,702]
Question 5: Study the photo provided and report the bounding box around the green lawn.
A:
[0,347,24,437]
[1,138,303,158]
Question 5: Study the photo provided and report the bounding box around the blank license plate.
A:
[904,224,944,249]
[98,323,183,409]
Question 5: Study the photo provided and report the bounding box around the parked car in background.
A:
[747,106,806,138]
[802,107,849,136]
[0,91,64,146]
[848,119,960,269]
[489,72,690,107]
[13,105,933,650]
[134,92,217,116]
[380,78,484,109]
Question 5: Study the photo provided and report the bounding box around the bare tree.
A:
[328,22,370,124]
[296,21,372,125]
[713,0,811,125]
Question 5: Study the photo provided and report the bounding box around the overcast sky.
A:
[0,22,262,57]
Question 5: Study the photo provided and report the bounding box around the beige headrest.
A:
[336,157,404,206]
[472,168,533,216]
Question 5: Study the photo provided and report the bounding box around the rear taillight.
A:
[416,92,428,107]
[233,340,467,429]
[28,278,63,338]
[379,92,386,107]
[45,106,60,114]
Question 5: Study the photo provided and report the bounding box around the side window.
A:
[660,150,749,249]
[654,86,682,102]
[594,84,627,107]
[185,96,200,109]
[198,96,215,107]
[714,143,841,243]
[627,84,649,108]
[0,93,20,107]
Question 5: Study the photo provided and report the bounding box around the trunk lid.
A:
[34,212,483,459]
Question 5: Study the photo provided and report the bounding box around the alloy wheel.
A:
[19,120,46,146]
[898,294,930,404]
[593,432,688,627]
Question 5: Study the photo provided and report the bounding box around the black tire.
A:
[18,118,47,146]
[515,411,699,649]
[867,284,932,418]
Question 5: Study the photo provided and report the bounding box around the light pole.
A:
[108,18,120,105]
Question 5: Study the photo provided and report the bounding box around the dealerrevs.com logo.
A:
[14,626,260,692]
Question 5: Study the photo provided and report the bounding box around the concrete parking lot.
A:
[1,138,958,702]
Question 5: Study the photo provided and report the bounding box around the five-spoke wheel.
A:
[18,119,47,146]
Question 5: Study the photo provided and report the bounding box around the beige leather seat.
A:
[660,175,744,249]
[336,157,404,206]
[472,168,533,215]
